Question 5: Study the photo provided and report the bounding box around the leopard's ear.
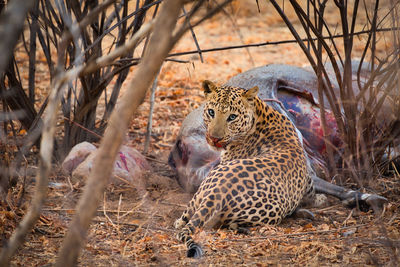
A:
[243,86,259,100]
[202,80,217,96]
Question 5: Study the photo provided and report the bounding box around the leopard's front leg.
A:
[174,198,197,229]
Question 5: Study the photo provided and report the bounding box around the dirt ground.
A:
[1,1,400,266]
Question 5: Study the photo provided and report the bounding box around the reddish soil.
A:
[1,1,399,266]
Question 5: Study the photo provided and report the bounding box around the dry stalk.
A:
[117,193,122,238]
[144,68,161,154]
[103,192,116,228]
[341,209,355,227]
[119,192,149,219]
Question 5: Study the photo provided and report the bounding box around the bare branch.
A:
[0,1,155,264]
[144,68,161,154]
[0,60,76,267]
[55,0,186,265]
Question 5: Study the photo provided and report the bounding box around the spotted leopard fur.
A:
[174,80,314,257]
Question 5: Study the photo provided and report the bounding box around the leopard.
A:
[174,80,314,258]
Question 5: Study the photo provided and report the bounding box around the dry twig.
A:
[144,68,161,154]
[221,223,368,242]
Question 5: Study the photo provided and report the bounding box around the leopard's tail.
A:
[177,223,203,258]
[187,240,203,258]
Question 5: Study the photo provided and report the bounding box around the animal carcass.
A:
[169,64,390,212]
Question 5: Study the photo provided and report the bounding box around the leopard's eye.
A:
[208,109,215,118]
[227,114,237,122]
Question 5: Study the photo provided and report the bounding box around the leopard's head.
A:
[202,80,259,150]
